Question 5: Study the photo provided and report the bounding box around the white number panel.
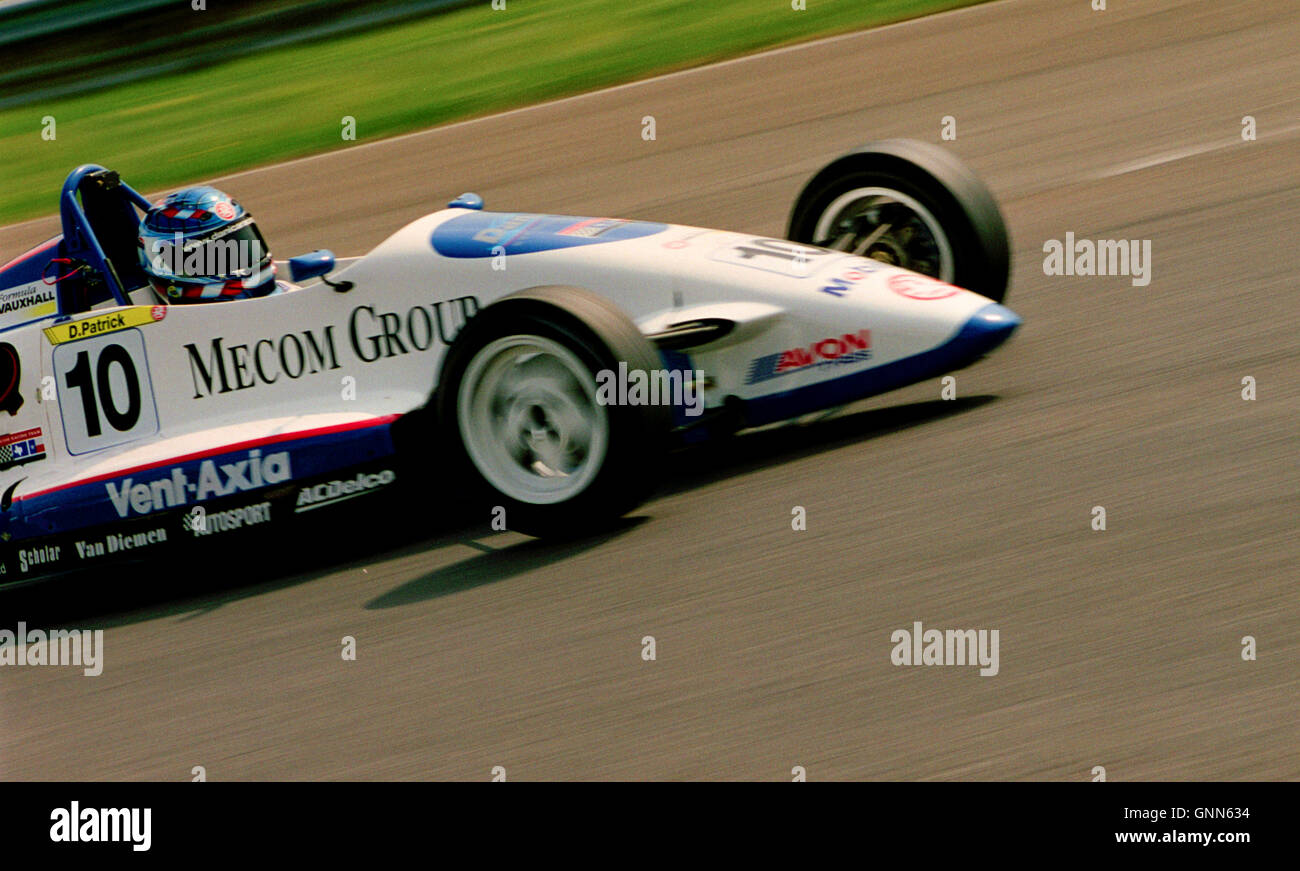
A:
[53,329,160,455]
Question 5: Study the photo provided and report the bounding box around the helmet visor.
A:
[145,218,270,281]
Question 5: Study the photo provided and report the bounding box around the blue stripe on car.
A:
[742,302,1021,426]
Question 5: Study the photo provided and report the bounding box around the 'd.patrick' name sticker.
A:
[43,306,166,345]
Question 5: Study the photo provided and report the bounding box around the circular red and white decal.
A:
[888,273,961,300]
[213,202,237,220]
[151,305,167,321]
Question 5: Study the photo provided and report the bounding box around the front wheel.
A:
[436,285,670,537]
[787,139,1011,302]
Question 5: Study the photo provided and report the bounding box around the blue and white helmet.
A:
[137,186,276,303]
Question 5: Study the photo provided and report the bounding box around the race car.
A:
[0,139,1019,586]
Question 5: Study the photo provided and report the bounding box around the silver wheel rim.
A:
[813,186,955,283]
[457,334,608,505]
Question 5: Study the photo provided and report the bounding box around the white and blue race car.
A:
[0,140,1018,585]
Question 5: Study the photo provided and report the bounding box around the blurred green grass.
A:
[0,0,984,226]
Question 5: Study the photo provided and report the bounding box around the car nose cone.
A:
[955,302,1022,356]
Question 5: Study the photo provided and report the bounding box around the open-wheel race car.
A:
[0,139,1018,586]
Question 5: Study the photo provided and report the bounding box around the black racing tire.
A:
[786,139,1011,302]
[435,285,670,537]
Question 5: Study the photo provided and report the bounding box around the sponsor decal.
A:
[185,501,272,537]
[295,469,395,512]
[745,329,872,384]
[0,342,24,415]
[17,543,60,574]
[183,297,477,398]
[556,218,631,238]
[0,427,45,470]
[818,259,886,297]
[44,306,166,345]
[213,201,237,220]
[887,273,962,301]
[431,212,666,258]
[5,418,395,541]
[72,527,167,560]
[103,449,292,518]
[0,282,57,326]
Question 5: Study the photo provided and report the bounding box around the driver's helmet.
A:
[137,186,276,303]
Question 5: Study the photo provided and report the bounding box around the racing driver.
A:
[137,186,286,304]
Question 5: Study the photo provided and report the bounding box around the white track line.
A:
[1092,122,1300,179]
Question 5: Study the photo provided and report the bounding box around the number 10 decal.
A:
[54,329,159,454]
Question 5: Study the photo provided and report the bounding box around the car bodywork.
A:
[0,166,1019,584]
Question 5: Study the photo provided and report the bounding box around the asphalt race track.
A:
[2,0,1296,780]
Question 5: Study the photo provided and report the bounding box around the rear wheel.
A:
[436,286,670,537]
[787,139,1011,302]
